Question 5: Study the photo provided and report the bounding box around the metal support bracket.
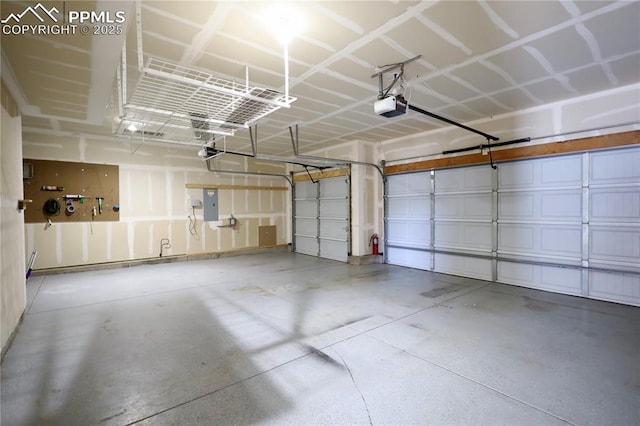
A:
[371,55,421,99]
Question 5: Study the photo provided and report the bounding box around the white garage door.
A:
[294,176,350,262]
[385,172,432,270]
[385,146,640,306]
[496,155,585,295]
[586,148,640,305]
[434,165,494,281]
[293,180,319,257]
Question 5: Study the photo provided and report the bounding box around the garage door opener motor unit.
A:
[374,95,407,117]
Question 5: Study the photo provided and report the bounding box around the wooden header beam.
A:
[292,168,350,183]
[385,130,639,175]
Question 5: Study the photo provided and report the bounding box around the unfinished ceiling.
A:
[3,0,640,156]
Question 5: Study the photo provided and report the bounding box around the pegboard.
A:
[23,159,120,223]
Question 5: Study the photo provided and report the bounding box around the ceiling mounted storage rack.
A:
[114,58,297,146]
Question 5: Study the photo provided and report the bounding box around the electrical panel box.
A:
[203,188,218,221]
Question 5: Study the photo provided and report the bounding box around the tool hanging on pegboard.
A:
[42,198,60,216]
[65,199,76,215]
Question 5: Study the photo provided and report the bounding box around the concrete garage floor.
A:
[2,253,639,426]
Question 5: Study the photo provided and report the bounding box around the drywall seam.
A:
[79,136,86,162]
[309,2,363,34]
[127,222,135,258]
[477,0,519,39]
[148,172,153,212]
[82,223,88,262]
[55,224,62,263]
[270,188,274,212]
[553,104,562,135]
[148,223,154,256]
[245,181,249,215]
[585,105,639,123]
[200,222,206,251]
[126,171,132,213]
[166,170,173,218]
[106,222,112,260]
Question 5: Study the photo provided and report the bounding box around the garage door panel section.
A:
[320,239,348,262]
[589,148,640,185]
[434,222,492,252]
[386,172,431,270]
[319,219,347,240]
[435,253,492,281]
[387,219,430,248]
[295,218,317,236]
[589,226,640,266]
[387,247,432,270]
[434,165,492,277]
[497,156,583,294]
[295,180,318,198]
[295,236,318,256]
[590,188,640,222]
[387,193,431,248]
[499,156,583,190]
[320,177,349,197]
[294,180,319,257]
[499,190,583,222]
[295,200,317,217]
[498,223,583,261]
[497,262,582,295]
[387,196,429,218]
[435,193,493,220]
[588,147,640,304]
[320,199,348,218]
[318,177,349,262]
[294,176,349,262]
[589,271,640,306]
[387,172,430,194]
[436,167,493,192]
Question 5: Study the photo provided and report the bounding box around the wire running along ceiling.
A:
[114,58,296,146]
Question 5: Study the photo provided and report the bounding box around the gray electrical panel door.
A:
[203,188,218,221]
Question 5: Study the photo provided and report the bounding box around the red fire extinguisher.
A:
[370,234,379,255]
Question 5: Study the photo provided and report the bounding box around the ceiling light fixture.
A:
[268,7,304,45]
[127,123,138,132]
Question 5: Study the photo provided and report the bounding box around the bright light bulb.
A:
[268,7,304,45]
[127,123,138,132]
